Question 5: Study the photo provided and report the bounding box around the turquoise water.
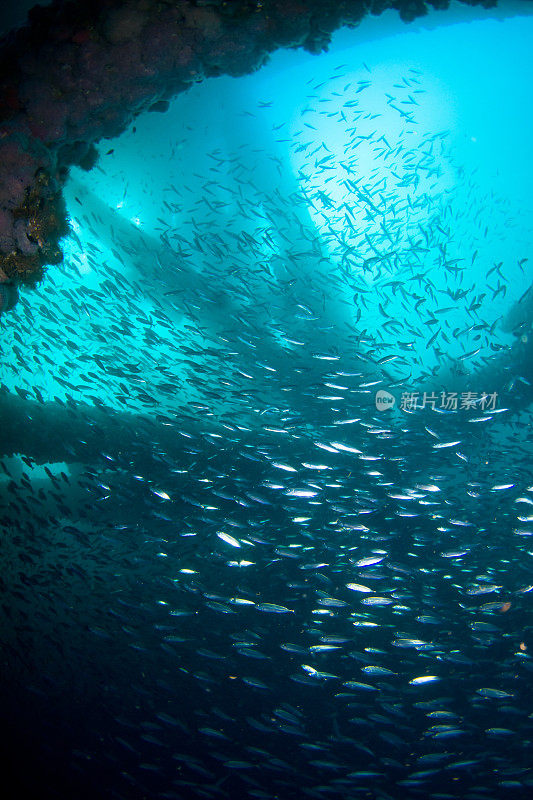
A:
[7,10,532,411]
[2,6,533,800]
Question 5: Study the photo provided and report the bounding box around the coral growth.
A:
[0,167,68,285]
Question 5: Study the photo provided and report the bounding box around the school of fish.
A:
[0,54,532,800]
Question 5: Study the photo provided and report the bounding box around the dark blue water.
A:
[1,6,533,800]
